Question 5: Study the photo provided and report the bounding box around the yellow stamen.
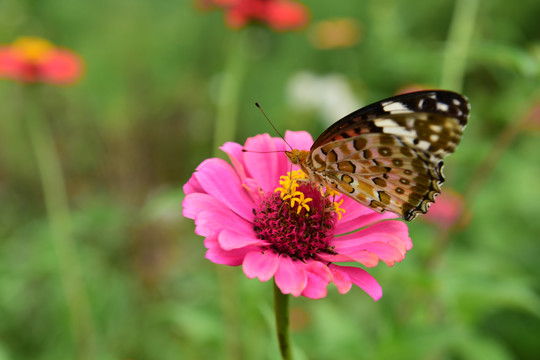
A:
[12,37,54,63]
[274,170,345,219]
[324,187,340,198]
[332,198,346,220]
[323,186,346,220]
[275,170,312,214]
[297,197,312,214]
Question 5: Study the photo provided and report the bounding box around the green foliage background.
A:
[0,0,539,359]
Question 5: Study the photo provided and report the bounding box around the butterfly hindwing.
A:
[305,90,469,221]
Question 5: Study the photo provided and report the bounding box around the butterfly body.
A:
[286,90,470,221]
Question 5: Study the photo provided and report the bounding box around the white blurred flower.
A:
[286,71,361,125]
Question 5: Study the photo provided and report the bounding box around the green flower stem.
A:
[460,111,528,224]
[440,0,479,91]
[274,281,293,360]
[24,88,97,359]
[425,0,479,270]
[212,30,247,157]
[212,30,248,359]
[216,267,242,360]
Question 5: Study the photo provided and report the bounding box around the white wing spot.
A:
[374,118,399,127]
[382,101,412,114]
[437,102,449,112]
[452,99,461,106]
[417,140,431,151]
[429,124,443,132]
[375,118,417,137]
[383,127,417,138]
[430,134,439,142]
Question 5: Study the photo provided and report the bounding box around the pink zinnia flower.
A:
[196,0,309,31]
[182,131,412,300]
[0,37,83,85]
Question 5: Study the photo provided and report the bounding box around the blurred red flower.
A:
[0,37,83,85]
[196,0,309,31]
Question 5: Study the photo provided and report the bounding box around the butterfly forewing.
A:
[302,90,469,221]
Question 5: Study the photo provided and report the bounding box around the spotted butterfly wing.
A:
[286,90,469,221]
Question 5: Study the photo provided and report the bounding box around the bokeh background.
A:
[1,0,540,359]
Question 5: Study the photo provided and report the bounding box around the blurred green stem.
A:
[440,0,479,91]
[213,30,248,359]
[217,267,242,360]
[24,87,97,360]
[213,30,247,156]
[426,105,528,269]
[274,282,292,360]
[461,110,528,224]
[425,0,479,269]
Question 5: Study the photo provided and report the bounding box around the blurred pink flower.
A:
[423,189,467,229]
[182,131,412,300]
[196,0,309,31]
[0,37,83,85]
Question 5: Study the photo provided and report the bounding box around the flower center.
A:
[252,171,344,260]
[12,37,54,63]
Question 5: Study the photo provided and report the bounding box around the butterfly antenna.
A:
[255,102,293,149]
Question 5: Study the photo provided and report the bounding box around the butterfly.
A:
[286,90,470,221]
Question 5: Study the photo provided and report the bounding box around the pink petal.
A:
[243,133,283,192]
[331,221,412,266]
[272,136,288,153]
[265,0,309,31]
[362,220,410,245]
[243,250,280,281]
[301,261,332,299]
[220,141,247,180]
[330,265,382,301]
[183,173,204,195]
[204,234,255,266]
[40,49,83,84]
[182,193,224,219]
[316,252,357,263]
[203,232,219,249]
[194,209,253,237]
[284,130,314,151]
[318,251,380,267]
[241,178,265,204]
[335,220,411,247]
[329,266,352,294]
[218,229,267,250]
[335,196,397,234]
[0,48,21,79]
[194,158,256,221]
[355,242,404,266]
[274,255,307,297]
[332,233,406,256]
[271,137,292,181]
